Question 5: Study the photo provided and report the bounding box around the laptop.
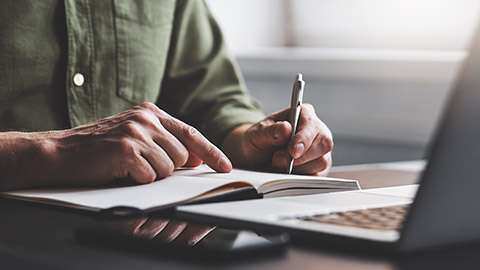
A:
[176,24,480,253]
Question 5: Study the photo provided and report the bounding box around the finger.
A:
[127,152,157,184]
[103,218,147,234]
[283,133,334,166]
[154,220,188,243]
[271,149,288,169]
[141,104,232,173]
[184,152,203,167]
[151,125,189,168]
[292,153,331,175]
[113,111,173,181]
[134,218,169,239]
[289,104,333,159]
[122,106,190,169]
[272,151,330,174]
[159,117,232,173]
[246,120,291,150]
[173,224,216,247]
[140,141,175,179]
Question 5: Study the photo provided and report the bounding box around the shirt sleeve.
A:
[157,0,265,147]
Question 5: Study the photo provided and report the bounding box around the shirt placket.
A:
[64,0,96,127]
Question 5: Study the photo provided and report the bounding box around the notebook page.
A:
[2,174,250,210]
[174,164,355,188]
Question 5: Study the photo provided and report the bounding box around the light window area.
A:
[208,0,479,50]
[207,0,480,165]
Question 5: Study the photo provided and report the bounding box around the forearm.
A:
[0,131,58,190]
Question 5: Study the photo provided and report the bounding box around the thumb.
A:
[247,121,292,149]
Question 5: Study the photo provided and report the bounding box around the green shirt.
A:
[0,0,264,146]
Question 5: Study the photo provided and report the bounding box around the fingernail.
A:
[293,143,304,158]
[219,156,232,172]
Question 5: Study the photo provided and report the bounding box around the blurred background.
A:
[206,0,480,165]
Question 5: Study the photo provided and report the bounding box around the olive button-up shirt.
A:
[0,0,265,146]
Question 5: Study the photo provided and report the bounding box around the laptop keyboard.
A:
[300,204,410,231]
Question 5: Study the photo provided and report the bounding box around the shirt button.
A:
[73,73,85,87]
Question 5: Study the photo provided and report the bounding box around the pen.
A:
[286,73,305,174]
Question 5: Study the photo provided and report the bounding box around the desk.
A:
[1,160,478,269]
[328,160,425,189]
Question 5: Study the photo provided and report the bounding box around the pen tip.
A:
[296,73,303,80]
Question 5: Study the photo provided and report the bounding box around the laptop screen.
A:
[399,20,480,251]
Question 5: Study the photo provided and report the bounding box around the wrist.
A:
[0,131,58,190]
[18,131,63,188]
[34,131,64,185]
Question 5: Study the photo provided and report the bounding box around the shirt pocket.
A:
[113,0,175,104]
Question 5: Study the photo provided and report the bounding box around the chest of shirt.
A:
[0,0,177,130]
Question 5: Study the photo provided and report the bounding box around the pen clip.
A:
[296,77,304,108]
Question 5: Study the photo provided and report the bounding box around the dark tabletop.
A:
[2,164,479,269]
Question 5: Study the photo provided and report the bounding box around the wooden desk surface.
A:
[329,160,423,189]
[2,160,479,269]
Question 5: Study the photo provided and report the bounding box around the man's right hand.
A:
[0,102,232,190]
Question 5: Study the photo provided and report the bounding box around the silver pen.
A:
[286,73,305,174]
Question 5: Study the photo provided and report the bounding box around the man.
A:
[0,0,333,190]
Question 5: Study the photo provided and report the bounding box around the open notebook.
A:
[0,165,359,212]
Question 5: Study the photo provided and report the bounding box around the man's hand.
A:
[52,102,232,186]
[222,104,333,175]
[0,102,231,190]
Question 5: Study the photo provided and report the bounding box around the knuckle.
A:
[138,102,164,116]
[142,170,156,184]
[157,161,175,179]
[319,135,334,152]
[135,161,156,184]
[121,120,142,137]
[316,157,329,171]
[302,103,315,112]
[177,150,189,167]
[169,147,189,168]
[258,120,268,130]
[205,145,219,159]
[138,102,156,111]
[118,138,136,156]
[300,104,317,123]
[130,110,151,124]
[294,130,312,145]
[302,113,314,123]
[305,128,317,140]
[183,126,201,141]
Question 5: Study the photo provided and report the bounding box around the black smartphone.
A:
[75,216,288,259]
